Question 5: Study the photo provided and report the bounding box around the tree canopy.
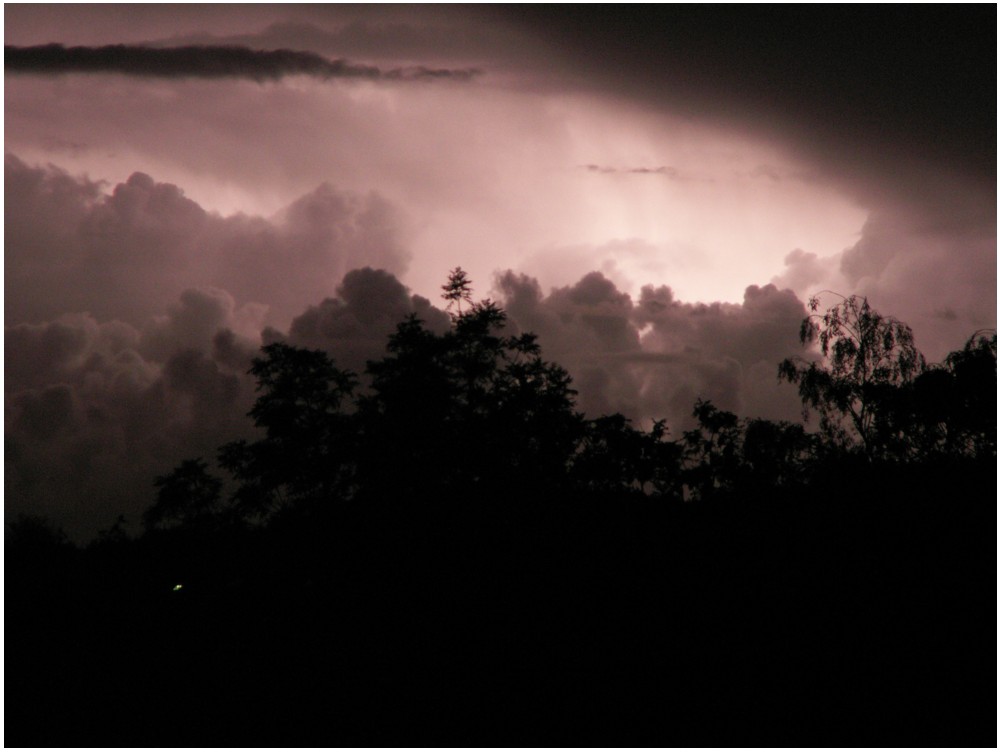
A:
[10,271,995,747]
[137,277,996,533]
[778,293,925,457]
[779,293,995,463]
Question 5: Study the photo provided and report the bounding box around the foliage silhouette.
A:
[441,265,474,315]
[572,414,682,498]
[132,279,995,524]
[218,342,358,520]
[358,272,583,504]
[924,331,997,457]
[6,271,996,746]
[779,292,926,458]
[680,400,816,500]
[144,458,223,530]
[6,513,72,550]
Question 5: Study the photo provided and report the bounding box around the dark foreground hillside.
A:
[7,461,994,746]
[6,279,996,745]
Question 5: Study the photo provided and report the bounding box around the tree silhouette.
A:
[906,331,997,459]
[741,416,816,487]
[6,514,72,550]
[144,458,223,530]
[139,277,994,527]
[572,414,682,498]
[358,275,583,502]
[9,270,997,747]
[681,400,745,500]
[942,332,997,457]
[218,342,357,520]
[441,266,473,316]
[779,293,925,458]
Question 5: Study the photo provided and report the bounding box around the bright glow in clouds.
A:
[503,92,867,302]
[5,6,993,540]
[5,74,865,307]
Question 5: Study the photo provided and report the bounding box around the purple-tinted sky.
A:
[5,5,996,538]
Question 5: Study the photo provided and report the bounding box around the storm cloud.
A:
[5,155,816,538]
[582,164,697,180]
[5,43,480,82]
[5,155,411,329]
[6,304,256,540]
[284,267,451,374]
[494,270,806,429]
[4,158,428,539]
[773,200,997,362]
[4,7,994,540]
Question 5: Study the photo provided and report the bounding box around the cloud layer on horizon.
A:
[6,157,823,540]
[4,6,995,540]
[6,155,411,330]
[3,43,871,310]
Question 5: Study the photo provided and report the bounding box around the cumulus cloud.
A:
[7,249,812,539]
[4,156,437,539]
[495,271,806,430]
[5,292,263,541]
[4,8,993,543]
[631,282,807,424]
[6,153,989,541]
[3,154,421,539]
[139,287,267,363]
[518,238,711,299]
[4,258,458,540]
[7,151,990,543]
[5,155,411,329]
[771,248,844,295]
[5,44,480,82]
[3,43,869,310]
[284,267,450,373]
[772,204,996,361]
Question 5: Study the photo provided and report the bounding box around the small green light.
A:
[173,584,183,591]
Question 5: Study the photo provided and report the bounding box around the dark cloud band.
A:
[582,164,701,181]
[4,43,480,82]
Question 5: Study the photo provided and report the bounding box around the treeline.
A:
[133,273,994,530]
[6,271,996,746]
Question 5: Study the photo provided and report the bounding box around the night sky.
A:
[5,5,996,539]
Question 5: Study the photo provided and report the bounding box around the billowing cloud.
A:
[5,303,257,541]
[4,156,419,539]
[9,163,983,540]
[5,251,460,541]
[771,248,843,296]
[773,202,996,362]
[4,7,994,541]
[284,267,450,373]
[5,155,411,329]
[495,271,806,430]
[3,50,869,307]
[631,282,807,424]
[7,251,811,539]
[139,287,267,363]
[5,44,480,82]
